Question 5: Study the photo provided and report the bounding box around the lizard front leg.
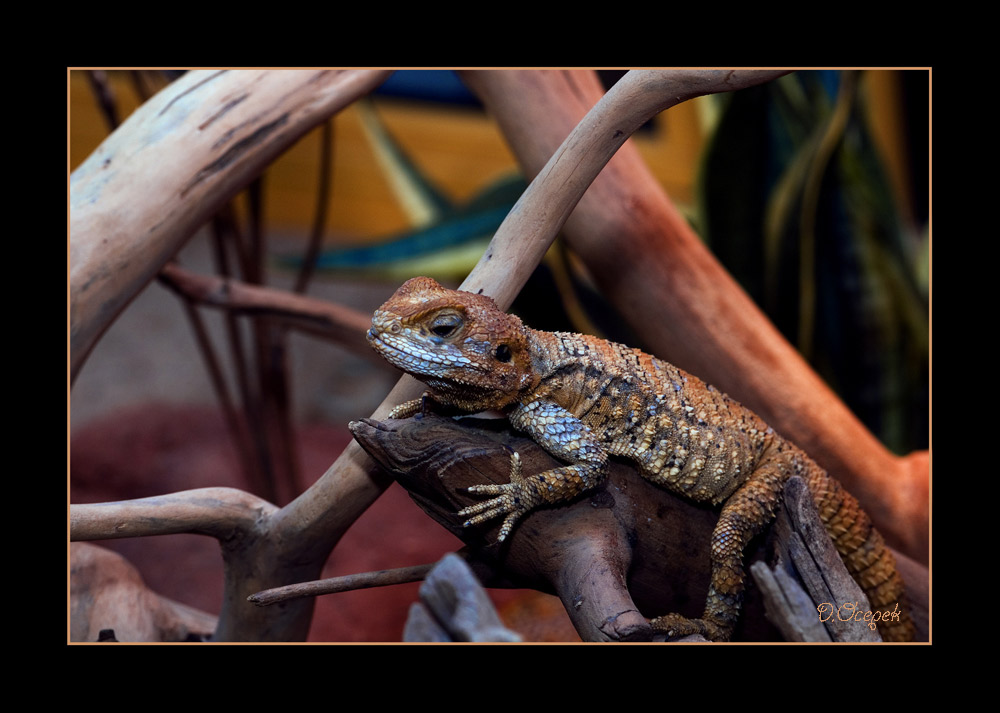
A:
[650,449,790,641]
[459,399,608,542]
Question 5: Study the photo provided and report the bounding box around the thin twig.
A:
[211,209,266,486]
[294,120,334,295]
[85,70,119,131]
[157,262,378,361]
[265,326,302,501]
[243,175,301,501]
[209,213,265,489]
[248,563,434,606]
[168,280,263,487]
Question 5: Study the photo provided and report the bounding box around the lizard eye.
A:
[429,313,463,338]
[494,344,512,362]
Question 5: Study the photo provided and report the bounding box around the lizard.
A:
[366,276,915,642]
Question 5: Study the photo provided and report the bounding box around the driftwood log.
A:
[350,414,928,642]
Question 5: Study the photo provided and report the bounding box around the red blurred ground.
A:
[70,403,578,642]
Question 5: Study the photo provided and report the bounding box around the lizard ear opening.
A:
[494,344,512,362]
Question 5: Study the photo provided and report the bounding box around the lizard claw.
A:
[458,450,527,542]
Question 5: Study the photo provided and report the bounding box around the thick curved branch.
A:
[70,69,393,381]
[454,70,789,308]
[70,483,322,642]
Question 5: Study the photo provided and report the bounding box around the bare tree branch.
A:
[248,563,434,606]
[454,69,790,309]
[71,487,277,541]
[157,262,380,364]
[70,69,393,381]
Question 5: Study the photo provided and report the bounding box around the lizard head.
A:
[367,276,536,411]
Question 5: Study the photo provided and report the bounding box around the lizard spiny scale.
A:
[367,276,915,642]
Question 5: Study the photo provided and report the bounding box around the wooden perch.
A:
[351,414,928,642]
[266,66,794,601]
[769,477,927,641]
[774,477,882,641]
[754,478,878,642]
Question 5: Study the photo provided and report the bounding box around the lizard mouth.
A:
[368,329,445,369]
[366,329,403,360]
[368,328,486,383]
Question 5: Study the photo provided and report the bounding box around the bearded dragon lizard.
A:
[366,276,915,642]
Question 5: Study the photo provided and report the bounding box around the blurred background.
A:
[68,69,929,641]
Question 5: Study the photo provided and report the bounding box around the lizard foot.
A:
[649,613,731,642]
[457,449,528,542]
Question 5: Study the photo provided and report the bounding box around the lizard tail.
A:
[804,467,916,642]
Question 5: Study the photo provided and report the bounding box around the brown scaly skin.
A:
[367,277,915,642]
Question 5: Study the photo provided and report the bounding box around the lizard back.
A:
[528,329,770,506]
